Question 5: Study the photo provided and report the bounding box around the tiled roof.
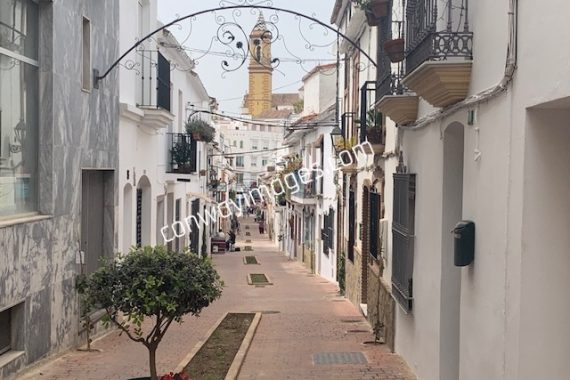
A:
[272,93,300,107]
[292,113,319,126]
[257,109,294,119]
[302,63,338,82]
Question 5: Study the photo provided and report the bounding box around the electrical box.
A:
[453,221,475,267]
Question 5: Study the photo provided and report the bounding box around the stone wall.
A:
[0,1,119,378]
[345,244,363,307]
[367,264,395,352]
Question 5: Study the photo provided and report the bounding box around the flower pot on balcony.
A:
[364,11,382,27]
[384,38,405,63]
[367,127,383,145]
[369,0,389,18]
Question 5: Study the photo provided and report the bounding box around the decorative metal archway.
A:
[95,3,378,86]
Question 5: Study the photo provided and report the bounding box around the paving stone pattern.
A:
[18,216,416,380]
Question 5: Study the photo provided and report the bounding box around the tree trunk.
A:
[149,345,158,380]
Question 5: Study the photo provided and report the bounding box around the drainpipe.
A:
[399,0,518,131]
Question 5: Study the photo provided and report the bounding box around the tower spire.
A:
[254,12,266,32]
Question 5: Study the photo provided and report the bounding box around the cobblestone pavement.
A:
[19,216,416,380]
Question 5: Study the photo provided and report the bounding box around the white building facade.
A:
[118,0,216,257]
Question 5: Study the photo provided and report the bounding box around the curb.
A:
[174,312,228,373]
[225,312,262,380]
[174,312,262,378]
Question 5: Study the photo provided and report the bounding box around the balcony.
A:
[401,0,473,108]
[136,51,174,130]
[290,171,317,205]
[166,133,197,178]
[375,73,419,125]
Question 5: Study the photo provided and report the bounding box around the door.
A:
[136,188,143,248]
[81,170,105,274]
[189,199,200,254]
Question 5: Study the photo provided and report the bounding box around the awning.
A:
[187,192,216,204]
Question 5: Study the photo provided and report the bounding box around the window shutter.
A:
[189,138,198,173]
[369,192,381,259]
[348,190,356,262]
[157,53,171,111]
[392,173,416,313]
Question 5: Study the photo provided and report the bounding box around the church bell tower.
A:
[246,13,273,117]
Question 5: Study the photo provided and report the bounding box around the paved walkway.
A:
[20,216,415,380]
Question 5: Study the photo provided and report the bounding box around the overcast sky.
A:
[157,0,337,114]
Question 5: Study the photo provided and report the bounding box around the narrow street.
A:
[19,216,415,380]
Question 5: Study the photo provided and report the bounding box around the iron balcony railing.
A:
[138,51,172,111]
[167,133,197,174]
[376,73,407,100]
[405,0,473,75]
[291,170,315,199]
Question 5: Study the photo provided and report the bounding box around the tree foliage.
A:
[78,246,223,380]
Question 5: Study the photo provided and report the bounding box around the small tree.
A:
[79,246,223,380]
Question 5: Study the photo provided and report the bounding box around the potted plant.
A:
[170,141,193,173]
[384,38,405,63]
[209,178,220,189]
[333,136,358,152]
[78,247,223,380]
[186,119,215,143]
[353,0,389,26]
[359,110,384,145]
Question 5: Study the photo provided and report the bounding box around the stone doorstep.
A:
[174,312,262,380]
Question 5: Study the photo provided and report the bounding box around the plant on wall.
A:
[357,110,384,145]
[352,0,389,26]
[170,141,193,171]
[78,246,223,380]
[333,136,358,152]
[186,119,215,143]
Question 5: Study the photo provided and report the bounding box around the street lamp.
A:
[330,125,344,155]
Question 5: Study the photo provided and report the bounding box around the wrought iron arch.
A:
[95,4,377,85]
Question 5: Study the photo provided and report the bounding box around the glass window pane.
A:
[0,54,39,216]
[0,0,39,60]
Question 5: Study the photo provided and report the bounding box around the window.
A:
[262,140,269,150]
[251,139,258,150]
[251,125,257,131]
[178,90,183,131]
[262,158,268,167]
[321,208,335,255]
[260,125,266,132]
[392,173,416,313]
[251,157,257,167]
[82,17,91,91]
[157,53,171,111]
[0,0,39,217]
[239,141,244,149]
[232,140,237,147]
[0,307,11,355]
[369,192,381,259]
[348,190,355,262]
[236,156,244,167]
[236,173,244,184]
